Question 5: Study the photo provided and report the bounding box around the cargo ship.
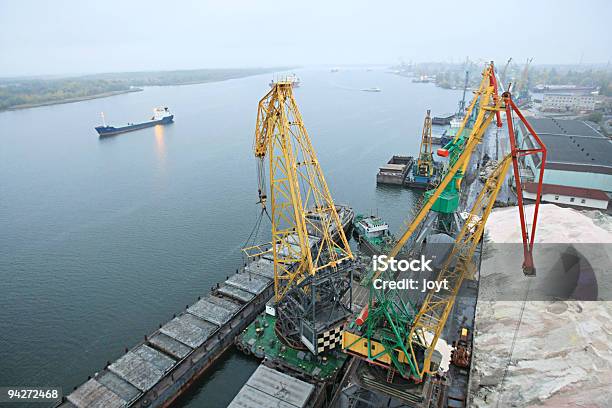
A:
[95,107,174,137]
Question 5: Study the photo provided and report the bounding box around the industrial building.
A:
[518,117,612,210]
[541,93,596,112]
[523,182,609,210]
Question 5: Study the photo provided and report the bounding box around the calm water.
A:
[0,68,462,407]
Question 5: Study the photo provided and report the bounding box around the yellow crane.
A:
[406,154,512,378]
[396,63,501,256]
[415,109,434,179]
[240,81,356,356]
[343,63,547,381]
[343,64,503,376]
[246,80,353,303]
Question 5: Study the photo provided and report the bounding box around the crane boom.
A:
[392,63,500,262]
[407,154,513,378]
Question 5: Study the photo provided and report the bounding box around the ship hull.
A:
[95,115,174,137]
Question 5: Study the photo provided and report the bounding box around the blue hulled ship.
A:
[95,107,174,137]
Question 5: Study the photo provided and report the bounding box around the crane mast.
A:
[411,63,501,240]
[415,109,434,179]
[251,81,352,302]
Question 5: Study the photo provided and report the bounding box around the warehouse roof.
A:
[521,118,612,173]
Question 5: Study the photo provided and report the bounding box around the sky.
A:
[0,0,610,77]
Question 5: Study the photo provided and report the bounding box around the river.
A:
[0,67,463,407]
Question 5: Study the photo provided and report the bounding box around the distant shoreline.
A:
[0,67,294,112]
[5,88,143,111]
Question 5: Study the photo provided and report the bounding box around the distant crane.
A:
[500,57,513,91]
[457,70,470,117]
[415,110,434,183]
[515,57,533,105]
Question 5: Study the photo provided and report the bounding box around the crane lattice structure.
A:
[244,81,354,354]
[415,110,434,180]
[343,62,547,382]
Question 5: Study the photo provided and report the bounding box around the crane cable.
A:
[494,115,533,407]
[242,160,273,250]
[241,206,267,249]
[495,278,532,407]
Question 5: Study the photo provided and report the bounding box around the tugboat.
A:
[95,107,174,137]
[353,214,395,255]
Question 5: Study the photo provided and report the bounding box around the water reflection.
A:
[154,124,166,163]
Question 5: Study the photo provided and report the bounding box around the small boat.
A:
[353,214,395,255]
[412,75,435,83]
[361,87,381,92]
[95,107,173,137]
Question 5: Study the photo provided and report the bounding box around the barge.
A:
[431,113,455,126]
[376,155,413,186]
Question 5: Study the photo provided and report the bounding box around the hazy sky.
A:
[0,0,610,77]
